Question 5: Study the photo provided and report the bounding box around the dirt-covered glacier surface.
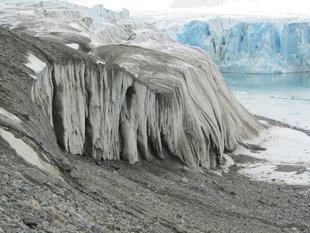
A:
[0,0,263,170]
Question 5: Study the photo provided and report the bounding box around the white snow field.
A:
[65,43,79,49]
[232,125,310,186]
[0,127,61,178]
[0,106,22,124]
[25,53,47,79]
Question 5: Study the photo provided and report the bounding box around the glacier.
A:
[137,12,310,74]
[1,2,310,233]
[176,19,310,74]
[0,0,263,170]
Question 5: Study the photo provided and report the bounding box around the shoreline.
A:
[255,114,310,136]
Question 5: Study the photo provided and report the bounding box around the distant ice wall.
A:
[88,5,130,22]
[177,19,310,74]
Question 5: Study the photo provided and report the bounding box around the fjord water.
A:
[222,73,310,130]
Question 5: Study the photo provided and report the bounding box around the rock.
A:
[181,177,189,183]
[46,173,63,186]
[22,214,37,228]
[42,221,49,229]
[180,166,191,172]
[22,199,41,210]
[0,227,4,233]
[46,206,63,222]
[110,165,120,170]
[113,170,119,175]
[0,196,8,202]
[113,204,123,211]
[212,179,219,186]
[13,184,22,192]
[70,170,83,179]
[91,224,105,233]
[105,223,121,231]
[128,226,143,232]
[53,212,63,222]
[208,170,223,177]
[23,168,48,185]
[61,158,71,171]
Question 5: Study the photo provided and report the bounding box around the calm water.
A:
[222,73,310,130]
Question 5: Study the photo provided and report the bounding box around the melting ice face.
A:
[223,72,310,130]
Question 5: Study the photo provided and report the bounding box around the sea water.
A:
[222,72,310,130]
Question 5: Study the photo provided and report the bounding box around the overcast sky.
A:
[68,0,310,15]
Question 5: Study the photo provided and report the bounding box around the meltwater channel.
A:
[222,72,310,130]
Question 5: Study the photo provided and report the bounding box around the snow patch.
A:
[239,164,310,186]
[0,107,22,124]
[0,127,61,178]
[258,120,269,126]
[235,127,310,164]
[65,43,79,49]
[234,126,310,186]
[222,153,234,173]
[69,22,81,30]
[90,40,103,48]
[25,53,46,77]
[96,60,105,65]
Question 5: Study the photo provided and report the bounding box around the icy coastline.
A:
[176,19,310,74]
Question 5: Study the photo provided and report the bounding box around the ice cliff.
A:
[0,1,262,170]
[175,18,310,73]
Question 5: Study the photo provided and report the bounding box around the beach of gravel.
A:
[1,121,310,233]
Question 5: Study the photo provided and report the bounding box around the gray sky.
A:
[170,0,227,8]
